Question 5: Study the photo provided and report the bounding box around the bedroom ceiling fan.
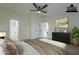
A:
[30,3,48,13]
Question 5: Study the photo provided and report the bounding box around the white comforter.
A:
[19,39,66,55]
[16,41,40,55]
[20,41,40,55]
[39,38,66,49]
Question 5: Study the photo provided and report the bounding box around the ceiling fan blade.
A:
[30,10,37,11]
[41,10,47,13]
[40,4,48,10]
[33,3,39,10]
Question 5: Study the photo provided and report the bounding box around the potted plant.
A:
[71,26,79,46]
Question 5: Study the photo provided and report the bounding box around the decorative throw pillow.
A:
[4,41,18,55]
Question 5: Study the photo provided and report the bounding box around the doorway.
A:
[39,22,49,38]
[10,19,19,41]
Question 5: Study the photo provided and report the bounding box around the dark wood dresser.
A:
[52,32,71,44]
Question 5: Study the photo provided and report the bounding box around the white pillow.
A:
[0,39,5,55]
[0,39,4,46]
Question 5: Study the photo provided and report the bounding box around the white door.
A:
[39,22,49,38]
[10,20,19,41]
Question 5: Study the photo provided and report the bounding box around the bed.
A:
[23,38,65,55]
[0,38,79,55]
[21,38,79,55]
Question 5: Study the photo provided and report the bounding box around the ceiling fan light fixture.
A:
[37,11,41,13]
[31,3,48,13]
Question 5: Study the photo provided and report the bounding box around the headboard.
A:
[0,32,6,39]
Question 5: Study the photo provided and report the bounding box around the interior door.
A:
[10,19,19,41]
[39,22,49,38]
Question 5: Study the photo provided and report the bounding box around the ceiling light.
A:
[37,11,41,13]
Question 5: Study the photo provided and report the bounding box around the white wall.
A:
[42,13,79,39]
[29,13,43,39]
[1,4,79,40]
[0,7,42,40]
[0,7,30,40]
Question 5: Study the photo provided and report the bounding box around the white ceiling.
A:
[0,3,79,15]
